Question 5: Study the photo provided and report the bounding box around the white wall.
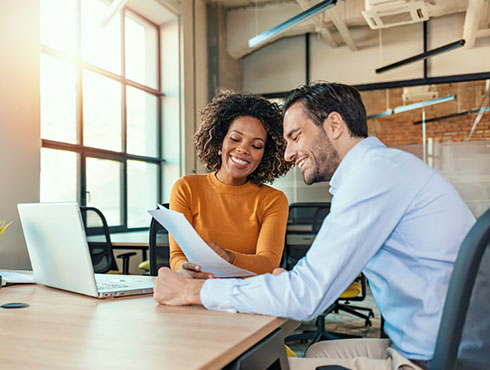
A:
[0,0,41,269]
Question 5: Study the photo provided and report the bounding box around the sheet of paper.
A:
[148,205,255,278]
[0,270,35,286]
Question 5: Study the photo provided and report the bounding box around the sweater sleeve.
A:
[168,178,192,270]
[231,191,289,274]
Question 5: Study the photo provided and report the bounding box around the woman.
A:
[169,91,292,278]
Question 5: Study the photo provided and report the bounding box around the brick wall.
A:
[361,81,490,147]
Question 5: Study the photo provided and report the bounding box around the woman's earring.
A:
[218,150,222,156]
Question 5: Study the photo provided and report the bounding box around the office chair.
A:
[146,203,170,276]
[431,208,490,370]
[80,206,136,275]
[283,203,374,346]
[282,202,331,270]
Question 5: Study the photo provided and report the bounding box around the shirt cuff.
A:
[201,278,238,313]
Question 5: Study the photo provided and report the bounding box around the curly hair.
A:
[195,90,292,185]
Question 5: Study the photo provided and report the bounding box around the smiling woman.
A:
[169,91,292,277]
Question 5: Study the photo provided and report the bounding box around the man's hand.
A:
[207,241,235,264]
[153,267,205,306]
[180,262,214,279]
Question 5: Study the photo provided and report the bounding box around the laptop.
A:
[17,202,154,298]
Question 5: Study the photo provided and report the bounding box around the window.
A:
[40,0,162,231]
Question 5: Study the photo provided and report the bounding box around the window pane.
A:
[125,12,158,89]
[82,0,121,74]
[127,86,158,157]
[40,0,77,56]
[83,70,121,151]
[40,148,78,202]
[41,54,77,143]
[86,157,121,226]
[128,161,158,228]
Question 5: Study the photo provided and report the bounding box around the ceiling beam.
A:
[297,0,337,47]
[326,7,358,51]
[463,0,485,48]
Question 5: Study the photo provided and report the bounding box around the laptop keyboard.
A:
[96,281,129,290]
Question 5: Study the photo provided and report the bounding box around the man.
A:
[153,83,475,370]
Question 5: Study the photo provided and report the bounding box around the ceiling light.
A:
[248,0,337,48]
[368,94,456,120]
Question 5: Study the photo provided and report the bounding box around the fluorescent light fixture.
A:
[367,109,393,120]
[393,94,456,114]
[376,40,465,74]
[470,106,490,114]
[368,94,456,120]
[413,111,468,125]
[248,0,337,48]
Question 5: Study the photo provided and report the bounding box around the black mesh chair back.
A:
[80,206,116,273]
[431,208,490,370]
[283,202,331,270]
[149,203,170,276]
[287,202,331,234]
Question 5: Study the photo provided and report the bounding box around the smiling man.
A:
[153,83,475,370]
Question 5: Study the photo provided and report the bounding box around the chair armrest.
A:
[116,252,137,275]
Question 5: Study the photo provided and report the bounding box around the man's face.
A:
[283,102,340,185]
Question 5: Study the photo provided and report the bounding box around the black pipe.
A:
[376,39,465,74]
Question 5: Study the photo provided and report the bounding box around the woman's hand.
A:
[207,241,235,264]
[180,262,214,279]
[272,267,286,276]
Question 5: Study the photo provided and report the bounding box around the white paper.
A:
[0,270,35,286]
[148,205,255,278]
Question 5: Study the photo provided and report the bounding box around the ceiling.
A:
[208,0,490,59]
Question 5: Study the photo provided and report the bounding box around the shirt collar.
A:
[329,137,385,195]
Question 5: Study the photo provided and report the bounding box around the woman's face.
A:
[216,116,267,186]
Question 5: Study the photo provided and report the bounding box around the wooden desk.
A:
[0,284,291,369]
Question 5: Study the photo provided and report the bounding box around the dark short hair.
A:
[283,82,368,138]
[195,90,292,185]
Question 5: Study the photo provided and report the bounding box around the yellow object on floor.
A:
[286,345,297,357]
[138,260,149,271]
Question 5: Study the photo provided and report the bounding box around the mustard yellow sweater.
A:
[169,173,289,274]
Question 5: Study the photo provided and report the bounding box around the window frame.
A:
[41,1,164,233]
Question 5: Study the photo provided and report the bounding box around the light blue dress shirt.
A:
[201,137,475,360]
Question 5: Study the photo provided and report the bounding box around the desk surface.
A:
[0,284,288,369]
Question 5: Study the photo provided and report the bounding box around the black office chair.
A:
[80,206,136,275]
[148,203,170,276]
[431,208,490,370]
[284,202,374,346]
[313,208,490,370]
[282,202,331,270]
